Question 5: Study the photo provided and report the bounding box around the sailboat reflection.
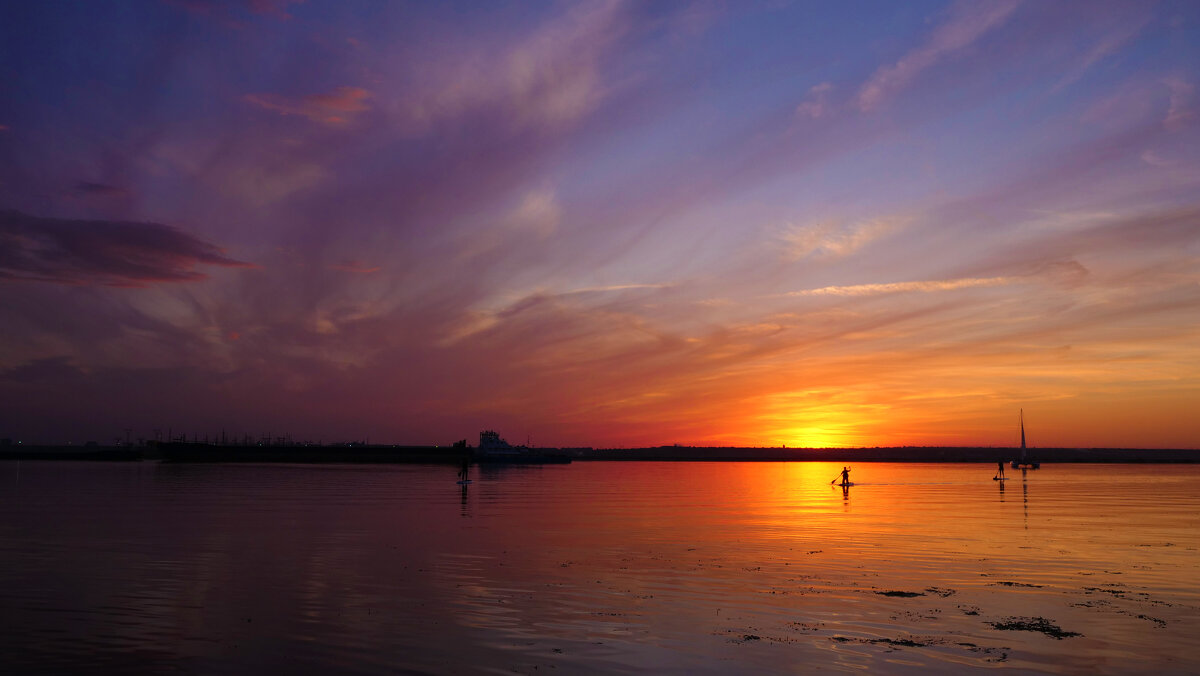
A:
[1022,468,1029,530]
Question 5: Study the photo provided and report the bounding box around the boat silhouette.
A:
[1011,410,1040,470]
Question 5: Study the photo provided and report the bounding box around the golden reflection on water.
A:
[0,461,1197,674]
[483,461,1200,672]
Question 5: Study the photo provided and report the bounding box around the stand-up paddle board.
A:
[993,476,1008,481]
[457,479,473,485]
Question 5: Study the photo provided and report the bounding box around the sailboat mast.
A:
[1019,409,1026,461]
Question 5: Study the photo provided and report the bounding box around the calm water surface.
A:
[1,461,1197,674]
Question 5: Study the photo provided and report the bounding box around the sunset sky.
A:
[1,1,1198,448]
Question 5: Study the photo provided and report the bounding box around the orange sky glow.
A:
[1,2,1198,449]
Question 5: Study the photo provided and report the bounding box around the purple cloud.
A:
[0,210,251,287]
[244,86,372,126]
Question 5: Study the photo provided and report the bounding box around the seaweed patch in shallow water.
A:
[875,590,925,597]
[1117,611,1167,627]
[831,635,935,649]
[830,635,1010,662]
[787,622,824,632]
[988,616,1081,639]
[1083,586,1130,597]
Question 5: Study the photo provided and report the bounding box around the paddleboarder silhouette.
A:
[996,459,1005,479]
[830,466,851,486]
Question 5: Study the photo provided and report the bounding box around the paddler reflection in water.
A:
[840,466,850,485]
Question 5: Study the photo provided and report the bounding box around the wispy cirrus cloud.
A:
[562,283,669,296]
[1053,14,1151,92]
[244,86,372,126]
[1163,77,1196,130]
[509,187,562,238]
[795,82,833,119]
[778,218,901,261]
[440,281,670,346]
[3,1,1198,448]
[456,186,564,261]
[856,0,1021,112]
[786,275,1016,298]
[0,210,251,287]
[224,162,327,206]
[394,0,629,133]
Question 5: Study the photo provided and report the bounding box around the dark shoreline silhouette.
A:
[1,443,1197,463]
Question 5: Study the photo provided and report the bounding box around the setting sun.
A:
[1,1,1197,451]
[3,3,1199,675]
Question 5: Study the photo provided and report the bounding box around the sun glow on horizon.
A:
[0,2,1198,448]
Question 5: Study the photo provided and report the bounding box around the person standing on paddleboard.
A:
[840,466,850,485]
[997,459,1005,479]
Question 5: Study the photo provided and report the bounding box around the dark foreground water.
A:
[1,461,1197,674]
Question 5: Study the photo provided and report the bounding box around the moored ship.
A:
[473,430,571,464]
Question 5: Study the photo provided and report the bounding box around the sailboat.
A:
[1011,409,1040,469]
